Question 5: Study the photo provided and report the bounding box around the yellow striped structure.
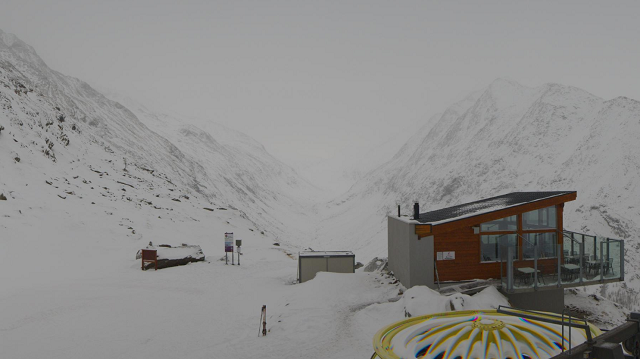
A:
[372,310,600,359]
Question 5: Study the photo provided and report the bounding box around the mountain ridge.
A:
[0,29,315,244]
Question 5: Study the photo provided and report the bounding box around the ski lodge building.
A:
[388,191,624,312]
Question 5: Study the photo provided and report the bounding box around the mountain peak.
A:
[480,78,536,109]
[0,28,20,47]
[487,77,531,93]
[489,77,524,87]
[0,28,49,71]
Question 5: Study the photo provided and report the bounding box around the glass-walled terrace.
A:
[499,230,624,292]
[480,206,560,263]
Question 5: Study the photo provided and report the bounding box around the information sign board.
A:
[436,251,456,260]
[443,251,455,260]
[225,232,233,252]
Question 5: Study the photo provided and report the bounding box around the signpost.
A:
[225,232,233,265]
[236,239,242,266]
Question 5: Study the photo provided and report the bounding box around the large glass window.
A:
[480,215,517,232]
[481,234,518,262]
[523,206,557,230]
[522,232,558,259]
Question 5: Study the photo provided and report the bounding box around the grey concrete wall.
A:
[388,216,434,289]
[299,257,326,283]
[327,257,355,273]
[505,288,565,313]
[410,234,434,288]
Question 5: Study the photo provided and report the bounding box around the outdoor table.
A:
[564,256,579,264]
[517,267,537,274]
[561,264,580,280]
[516,267,540,285]
[562,264,580,271]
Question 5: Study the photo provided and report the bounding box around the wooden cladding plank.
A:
[433,227,483,280]
[415,224,432,238]
[431,192,576,235]
[433,226,566,282]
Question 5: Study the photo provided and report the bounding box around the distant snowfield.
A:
[0,173,513,358]
[0,146,531,359]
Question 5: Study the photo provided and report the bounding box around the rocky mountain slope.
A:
[0,29,315,244]
[316,78,640,310]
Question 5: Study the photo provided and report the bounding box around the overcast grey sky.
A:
[2,1,639,166]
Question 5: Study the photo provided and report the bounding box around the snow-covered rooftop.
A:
[299,251,354,257]
[415,191,576,225]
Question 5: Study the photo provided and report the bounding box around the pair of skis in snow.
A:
[259,305,267,337]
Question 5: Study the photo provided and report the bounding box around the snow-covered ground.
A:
[0,174,515,358]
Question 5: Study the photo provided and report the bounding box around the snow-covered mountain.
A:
[1,30,635,358]
[317,78,640,309]
[0,29,316,244]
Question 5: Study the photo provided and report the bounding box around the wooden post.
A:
[262,305,267,336]
[258,305,267,337]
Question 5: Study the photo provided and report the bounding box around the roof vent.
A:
[413,202,419,220]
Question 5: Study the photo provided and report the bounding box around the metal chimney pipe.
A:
[398,205,401,217]
[413,202,419,220]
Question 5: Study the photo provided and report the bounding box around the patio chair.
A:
[604,258,614,275]
[588,261,601,277]
[538,264,558,285]
[561,266,569,281]
[515,268,528,285]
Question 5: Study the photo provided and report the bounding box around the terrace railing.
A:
[500,230,624,293]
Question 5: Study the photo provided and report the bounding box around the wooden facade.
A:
[423,193,575,282]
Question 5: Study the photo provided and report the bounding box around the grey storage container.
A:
[298,251,355,283]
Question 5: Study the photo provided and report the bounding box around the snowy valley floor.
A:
[0,170,630,359]
[0,184,406,358]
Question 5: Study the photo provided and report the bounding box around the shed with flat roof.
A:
[298,251,355,283]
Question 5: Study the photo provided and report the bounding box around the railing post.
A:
[507,247,514,292]
[568,310,573,353]
[534,245,538,290]
[600,242,604,282]
[579,242,584,284]
[570,232,575,255]
[500,247,503,282]
[557,243,562,287]
[620,240,625,281]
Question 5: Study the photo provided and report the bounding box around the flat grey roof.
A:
[415,191,576,225]
[299,251,354,257]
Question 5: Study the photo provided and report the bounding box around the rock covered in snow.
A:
[362,257,388,272]
[401,285,510,317]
